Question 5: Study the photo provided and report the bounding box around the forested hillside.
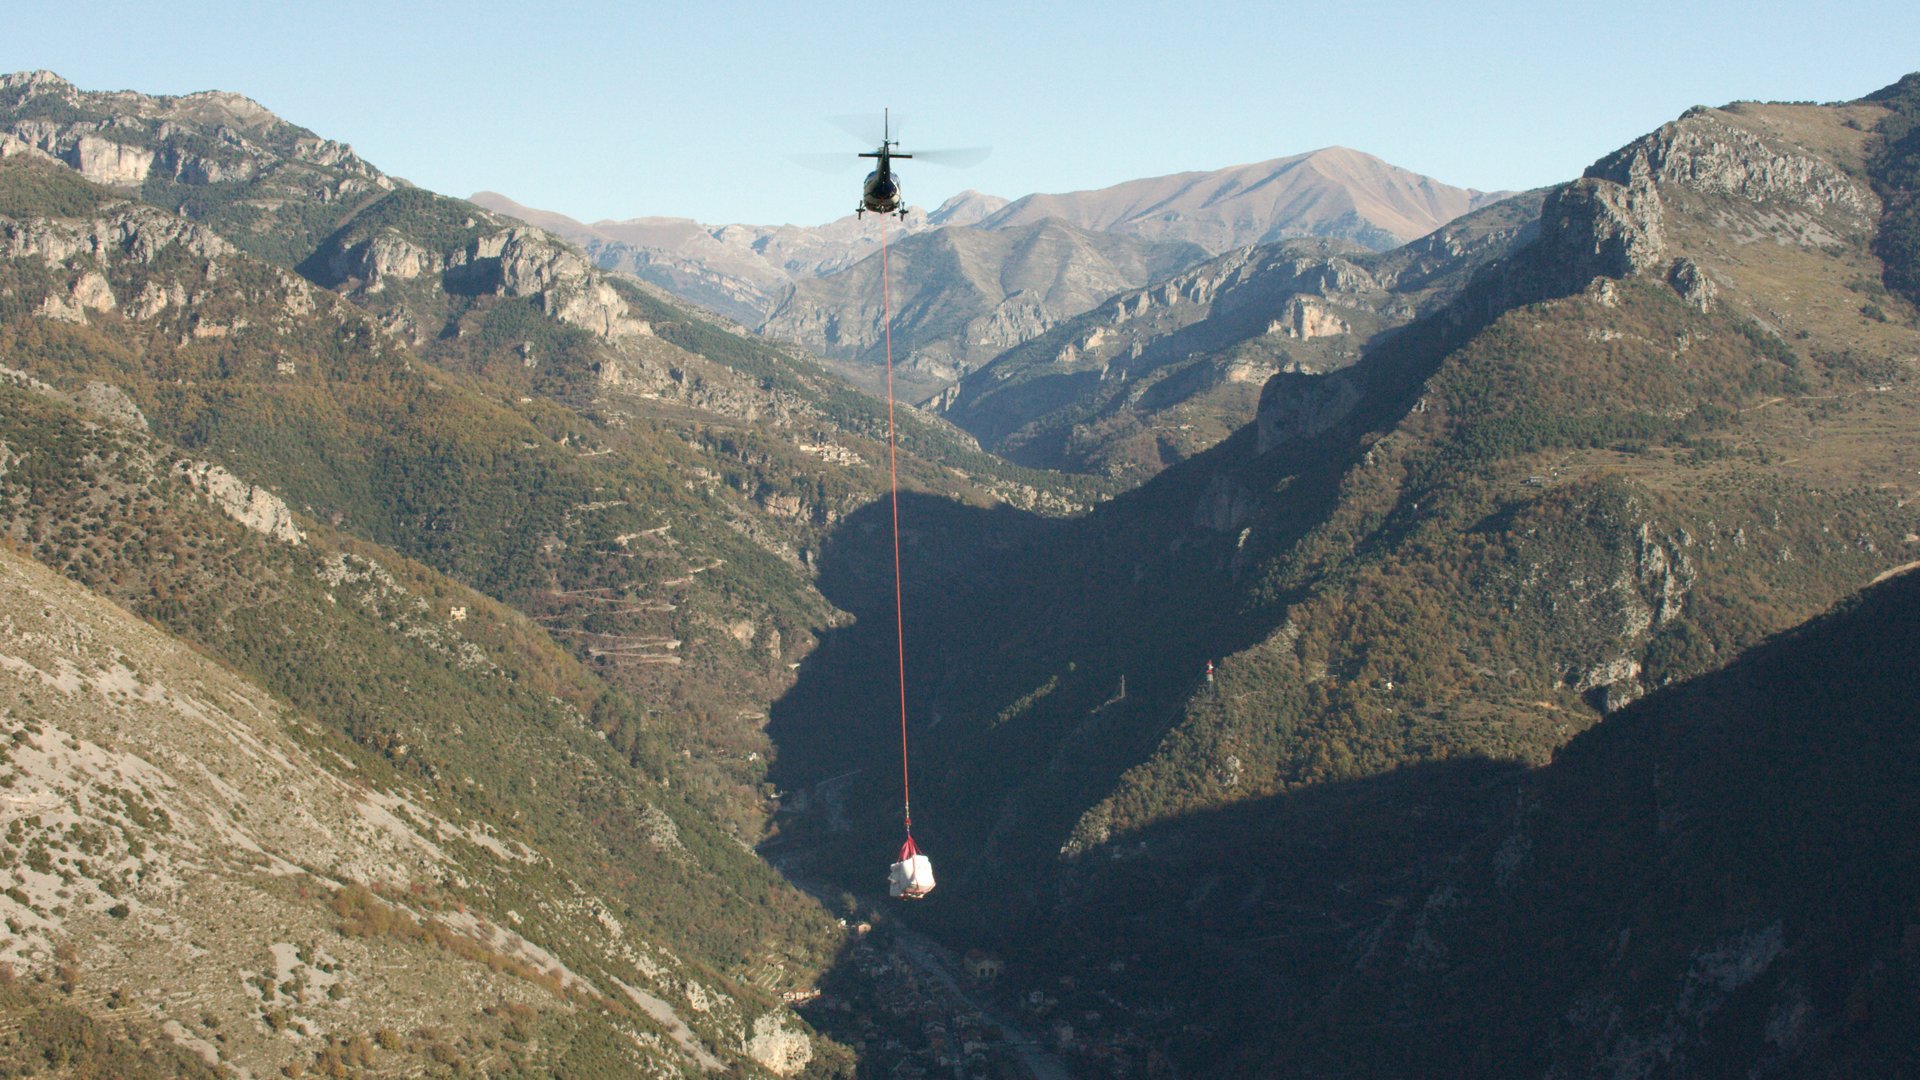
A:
[0,358,842,1074]
[1269,564,1920,1076]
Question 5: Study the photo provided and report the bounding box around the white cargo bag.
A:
[888,836,935,899]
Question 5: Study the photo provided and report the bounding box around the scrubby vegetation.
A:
[0,155,109,218]
[0,974,224,1079]
[0,379,836,984]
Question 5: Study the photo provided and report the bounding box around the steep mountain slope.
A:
[939,191,1544,478]
[1865,73,1920,310]
[759,218,1206,400]
[980,146,1511,254]
[766,81,1920,1075]
[0,368,842,1075]
[1265,566,1920,1076]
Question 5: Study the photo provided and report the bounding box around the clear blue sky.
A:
[6,1,1917,227]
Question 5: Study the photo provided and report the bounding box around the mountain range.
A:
[4,61,1920,1079]
[476,147,1508,403]
[976,145,1511,253]
[934,190,1546,478]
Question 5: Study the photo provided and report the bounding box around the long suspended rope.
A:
[881,215,914,838]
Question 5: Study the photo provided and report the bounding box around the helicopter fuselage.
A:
[858,147,911,218]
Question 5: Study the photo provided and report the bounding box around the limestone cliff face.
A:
[1271,297,1354,340]
[65,132,156,186]
[0,70,388,197]
[317,221,652,342]
[1485,105,1876,316]
[745,1012,815,1076]
[2,195,320,336]
[331,231,438,286]
[1532,173,1669,288]
[478,230,651,339]
[1,69,395,286]
[0,197,235,266]
[1588,110,1872,228]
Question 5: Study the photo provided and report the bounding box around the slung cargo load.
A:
[888,835,935,899]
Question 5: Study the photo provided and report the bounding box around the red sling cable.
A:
[881,217,914,837]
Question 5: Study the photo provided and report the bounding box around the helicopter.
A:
[857,108,912,220]
[796,109,984,221]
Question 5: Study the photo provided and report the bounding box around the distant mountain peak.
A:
[0,69,71,92]
[927,189,1010,227]
[976,147,1506,255]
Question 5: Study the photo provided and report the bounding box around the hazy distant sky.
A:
[6,1,1916,226]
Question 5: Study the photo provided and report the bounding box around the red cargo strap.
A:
[881,216,916,838]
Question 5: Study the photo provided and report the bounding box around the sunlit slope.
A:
[939,192,1544,479]
[0,373,842,1074]
[980,146,1509,254]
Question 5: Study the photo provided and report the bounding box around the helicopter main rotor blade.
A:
[909,146,992,168]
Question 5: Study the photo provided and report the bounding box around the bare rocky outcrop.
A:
[1529,172,1669,292]
[174,460,306,544]
[0,130,58,163]
[334,232,437,287]
[1667,257,1718,312]
[2,367,149,434]
[1270,296,1353,339]
[322,223,653,341]
[75,380,149,431]
[1471,104,1874,334]
[2,195,330,340]
[744,1011,814,1076]
[0,199,236,266]
[66,132,156,186]
[1193,472,1258,533]
[1588,111,1871,228]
